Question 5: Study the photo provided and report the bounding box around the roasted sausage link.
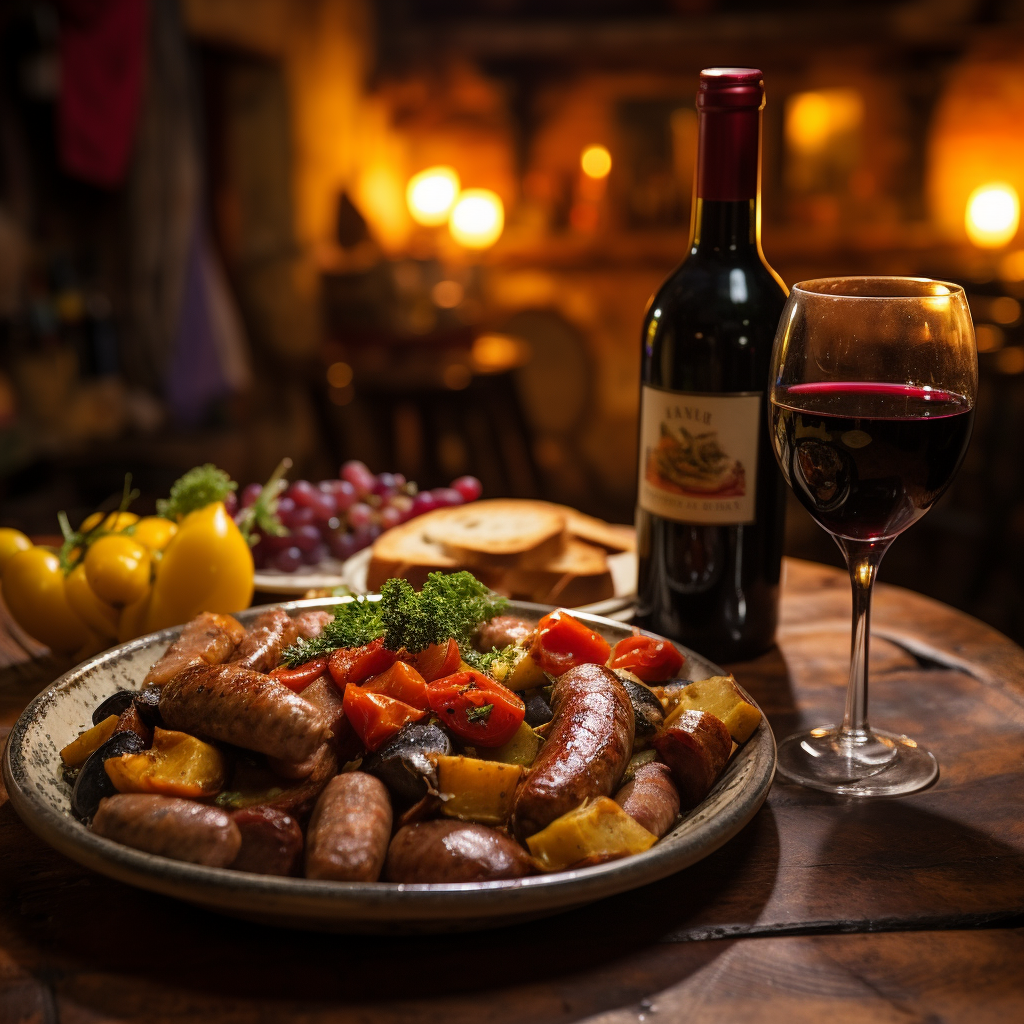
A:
[305,773,392,882]
[160,663,329,763]
[473,615,535,653]
[292,610,333,641]
[92,794,241,867]
[614,761,680,838]
[512,663,634,840]
[230,806,303,876]
[144,612,247,687]
[384,820,535,883]
[230,608,300,673]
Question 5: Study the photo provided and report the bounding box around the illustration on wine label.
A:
[637,385,761,525]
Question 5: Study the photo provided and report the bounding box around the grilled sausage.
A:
[230,806,303,876]
[160,663,330,763]
[652,710,732,809]
[267,743,330,780]
[292,610,333,640]
[305,773,392,882]
[143,612,247,687]
[92,794,241,866]
[473,615,535,653]
[230,609,300,673]
[384,820,536,883]
[512,663,634,840]
[614,761,680,838]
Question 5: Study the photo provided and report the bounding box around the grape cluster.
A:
[234,461,482,573]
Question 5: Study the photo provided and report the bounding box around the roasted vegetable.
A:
[494,648,547,691]
[426,669,525,747]
[435,755,523,826]
[663,675,762,743]
[523,690,553,727]
[270,656,329,693]
[71,731,147,821]
[364,660,430,710]
[131,686,163,728]
[60,715,119,769]
[616,674,665,739]
[327,638,396,689]
[104,727,227,799]
[474,720,542,767]
[525,796,657,872]
[362,722,451,804]
[607,634,685,682]
[402,638,461,682]
[342,686,426,752]
[92,689,136,726]
[530,609,611,677]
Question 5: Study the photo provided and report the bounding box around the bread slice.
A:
[501,539,614,606]
[420,500,567,568]
[366,516,457,592]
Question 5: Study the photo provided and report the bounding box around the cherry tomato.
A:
[364,660,429,710]
[402,637,461,682]
[426,670,525,747]
[607,634,685,683]
[328,638,396,689]
[531,608,611,677]
[270,656,329,693]
[84,534,151,606]
[342,686,426,751]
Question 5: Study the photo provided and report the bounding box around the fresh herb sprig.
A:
[283,571,507,666]
[462,643,519,675]
[234,457,291,545]
[157,464,236,520]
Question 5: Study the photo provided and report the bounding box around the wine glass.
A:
[768,277,977,796]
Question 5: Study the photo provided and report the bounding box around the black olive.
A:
[362,723,452,804]
[91,690,135,726]
[619,677,665,738]
[132,686,163,727]
[524,693,553,728]
[71,731,146,822]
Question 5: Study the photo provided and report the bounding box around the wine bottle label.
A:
[637,385,762,525]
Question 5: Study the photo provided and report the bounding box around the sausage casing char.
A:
[230,806,303,876]
[159,663,329,763]
[384,820,535,883]
[93,794,241,866]
[472,615,535,653]
[614,762,680,838]
[652,709,732,809]
[512,663,634,840]
[144,612,247,687]
[305,773,392,882]
[230,609,300,673]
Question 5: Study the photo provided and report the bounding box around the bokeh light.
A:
[406,166,461,227]
[965,183,1020,247]
[449,189,504,249]
[580,145,612,179]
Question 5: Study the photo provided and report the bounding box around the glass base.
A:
[776,725,939,797]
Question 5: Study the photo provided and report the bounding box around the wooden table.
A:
[1,558,1022,1023]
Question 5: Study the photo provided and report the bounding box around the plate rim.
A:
[3,598,776,926]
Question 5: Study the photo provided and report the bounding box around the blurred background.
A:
[0,0,1022,639]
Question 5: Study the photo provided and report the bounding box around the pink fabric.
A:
[58,0,148,187]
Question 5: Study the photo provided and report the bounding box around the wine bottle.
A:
[634,68,788,662]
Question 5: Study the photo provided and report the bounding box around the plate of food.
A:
[3,573,775,933]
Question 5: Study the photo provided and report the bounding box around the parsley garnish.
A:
[462,644,518,675]
[157,464,237,520]
[465,703,494,724]
[282,571,507,666]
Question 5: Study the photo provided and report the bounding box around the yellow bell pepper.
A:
[2,547,92,654]
[144,502,253,632]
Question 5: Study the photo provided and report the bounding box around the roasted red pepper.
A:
[402,637,461,682]
[271,656,329,693]
[426,669,525,747]
[530,608,611,677]
[364,660,430,710]
[328,638,396,690]
[341,686,426,752]
[607,634,685,683]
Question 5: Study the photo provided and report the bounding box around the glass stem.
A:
[837,538,891,740]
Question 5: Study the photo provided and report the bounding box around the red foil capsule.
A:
[695,67,764,202]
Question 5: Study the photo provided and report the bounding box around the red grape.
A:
[273,546,303,572]
[280,504,315,530]
[223,491,238,516]
[329,530,359,561]
[431,487,464,508]
[286,480,317,507]
[452,475,482,502]
[380,506,402,530]
[372,472,399,498]
[347,502,373,529]
[290,524,321,553]
[302,542,329,566]
[240,482,262,509]
[411,492,438,516]
[319,479,356,511]
[341,460,376,495]
[307,490,336,521]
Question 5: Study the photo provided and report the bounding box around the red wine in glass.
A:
[771,382,974,543]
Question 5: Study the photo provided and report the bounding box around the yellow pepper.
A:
[0,528,32,572]
[2,547,92,654]
[84,535,152,606]
[132,516,177,552]
[144,502,253,632]
[65,563,120,639]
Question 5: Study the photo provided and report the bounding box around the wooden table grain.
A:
[1,558,1022,1023]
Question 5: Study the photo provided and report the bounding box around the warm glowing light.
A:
[406,166,461,227]
[326,361,353,388]
[432,280,464,308]
[449,189,504,249]
[1000,250,1024,282]
[471,333,531,374]
[580,145,612,179]
[786,89,863,153]
[965,183,1020,247]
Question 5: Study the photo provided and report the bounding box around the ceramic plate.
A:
[3,599,775,933]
